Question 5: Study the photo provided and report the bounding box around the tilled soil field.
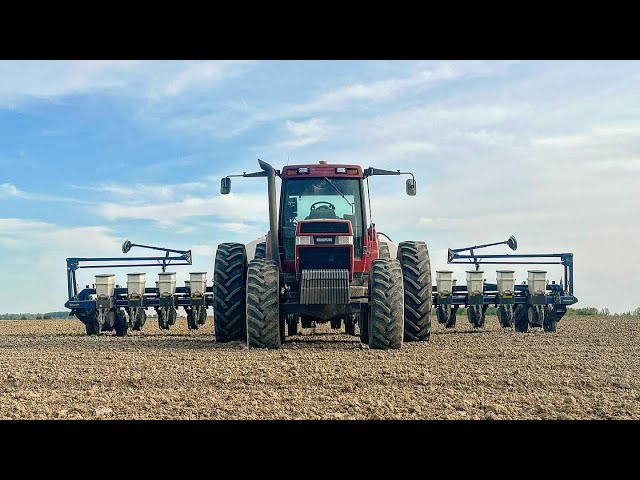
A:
[0,315,638,419]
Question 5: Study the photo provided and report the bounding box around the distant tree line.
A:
[0,311,74,320]
[450,306,640,316]
[566,307,640,316]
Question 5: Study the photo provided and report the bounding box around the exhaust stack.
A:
[258,159,279,262]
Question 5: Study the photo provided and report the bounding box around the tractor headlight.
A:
[295,236,313,245]
[336,236,353,245]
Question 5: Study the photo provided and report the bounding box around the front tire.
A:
[368,259,404,350]
[246,259,281,349]
[213,243,248,342]
[397,241,432,342]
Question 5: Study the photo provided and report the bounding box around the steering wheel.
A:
[310,201,336,211]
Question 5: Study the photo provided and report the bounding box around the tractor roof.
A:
[281,162,364,179]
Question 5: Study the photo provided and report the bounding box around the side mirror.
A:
[122,239,132,254]
[406,178,417,196]
[507,235,518,251]
[220,177,231,195]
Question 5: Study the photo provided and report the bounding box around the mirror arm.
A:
[364,167,415,181]
[243,170,268,178]
[398,171,415,182]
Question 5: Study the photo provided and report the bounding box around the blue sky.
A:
[0,60,638,313]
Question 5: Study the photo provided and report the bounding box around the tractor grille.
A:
[299,222,350,234]
[298,247,351,271]
[300,269,350,304]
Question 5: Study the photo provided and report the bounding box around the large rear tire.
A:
[246,259,281,349]
[213,243,248,342]
[368,259,404,350]
[397,241,432,342]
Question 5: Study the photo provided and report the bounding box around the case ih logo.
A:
[315,236,335,244]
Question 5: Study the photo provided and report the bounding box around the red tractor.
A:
[214,159,431,349]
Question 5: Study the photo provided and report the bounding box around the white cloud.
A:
[0,218,119,253]
[277,118,331,149]
[0,218,51,231]
[0,218,123,312]
[289,62,485,114]
[161,61,252,97]
[75,181,208,203]
[0,217,222,313]
[98,192,269,224]
[0,61,138,106]
[0,60,254,109]
[178,61,509,142]
[0,183,20,196]
[532,134,588,148]
[384,141,437,157]
[0,183,85,203]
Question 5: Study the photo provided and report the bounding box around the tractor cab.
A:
[279,163,366,274]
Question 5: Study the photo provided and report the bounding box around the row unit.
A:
[94,272,208,299]
[435,269,548,297]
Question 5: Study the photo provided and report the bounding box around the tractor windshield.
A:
[281,177,365,260]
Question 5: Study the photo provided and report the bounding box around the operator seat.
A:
[305,206,339,220]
